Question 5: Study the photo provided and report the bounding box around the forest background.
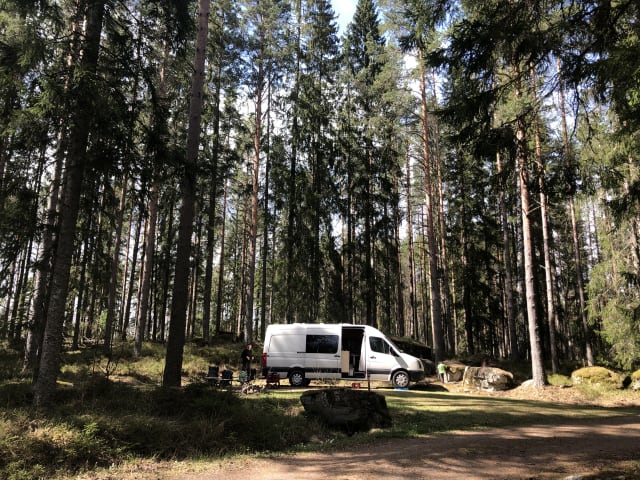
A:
[1,0,639,408]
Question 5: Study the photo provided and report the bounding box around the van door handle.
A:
[369,356,376,359]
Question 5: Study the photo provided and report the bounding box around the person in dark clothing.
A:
[240,343,253,376]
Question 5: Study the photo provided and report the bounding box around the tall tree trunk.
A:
[260,80,272,334]
[286,0,302,325]
[419,53,444,362]
[121,205,143,341]
[163,0,210,388]
[497,151,519,360]
[556,59,594,366]
[530,65,559,374]
[514,68,546,387]
[430,74,454,355]
[405,150,417,339]
[214,179,228,335]
[135,180,158,356]
[202,59,222,343]
[33,0,107,408]
[244,35,265,343]
[104,179,128,353]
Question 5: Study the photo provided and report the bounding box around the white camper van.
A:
[261,323,425,388]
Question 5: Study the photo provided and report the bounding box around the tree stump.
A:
[300,388,392,435]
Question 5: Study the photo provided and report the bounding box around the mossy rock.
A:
[570,366,625,388]
[631,369,640,391]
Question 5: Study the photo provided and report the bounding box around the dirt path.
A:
[170,415,640,480]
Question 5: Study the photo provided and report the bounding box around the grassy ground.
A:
[1,341,638,480]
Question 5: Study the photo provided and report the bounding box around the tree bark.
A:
[163,0,210,388]
[530,64,559,374]
[419,53,444,362]
[514,68,546,387]
[33,0,107,408]
[556,58,594,366]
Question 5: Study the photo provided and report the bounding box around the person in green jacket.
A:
[437,362,447,383]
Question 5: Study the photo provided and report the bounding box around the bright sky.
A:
[331,0,357,33]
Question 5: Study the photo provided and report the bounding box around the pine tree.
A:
[163,0,210,388]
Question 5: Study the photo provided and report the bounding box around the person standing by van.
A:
[437,362,448,383]
[241,343,253,377]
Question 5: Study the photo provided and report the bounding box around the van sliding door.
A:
[341,326,366,378]
[305,333,340,378]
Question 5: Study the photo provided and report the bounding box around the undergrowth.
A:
[1,340,637,480]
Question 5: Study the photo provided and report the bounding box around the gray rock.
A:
[300,388,392,434]
[462,366,514,391]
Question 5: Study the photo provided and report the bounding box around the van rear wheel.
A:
[392,370,410,389]
[289,369,305,387]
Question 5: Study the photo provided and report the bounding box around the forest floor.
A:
[82,381,640,480]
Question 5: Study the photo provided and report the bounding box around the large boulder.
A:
[631,370,640,391]
[300,388,391,434]
[571,366,627,388]
[443,361,466,382]
[462,366,514,392]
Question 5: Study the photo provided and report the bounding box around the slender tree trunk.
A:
[163,0,210,387]
[202,60,222,343]
[405,150,417,339]
[214,179,228,335]
[430,73,454,355]
[530,65,559,373]
[103,178,128,353]
[286,0,302,325]
[556,58,594,366]
[260,81,272,334]
[514,67,546,387]
[122,205,143,341]
[159,196,175,342]
[419,53,444,362]
[135,180,158,356]
[71,232,91,349]
[244,36,265,343]
[497,152,519,360]
[33,0,106,408]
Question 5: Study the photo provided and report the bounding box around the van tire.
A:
[392,370,410,389]
[289,369,305,387]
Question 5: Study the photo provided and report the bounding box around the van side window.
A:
[306,334,339,354]
[370,336,391,355]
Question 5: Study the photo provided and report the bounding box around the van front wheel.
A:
[392,370,410,389]
[289,370,305,387]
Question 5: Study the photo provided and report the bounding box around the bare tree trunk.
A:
[244,39,264,343]
[530,64,559,373]
[103,178,128,354]
[419,54,443,362]
[135,180,158,356]
[497,152,519,360]
[202,57,222,343]
[33,0,106,408]
[514,68,546,387]
[122,205,143,341]
[214,179,228,335]
[163,0,210,388]
[430,73,454,355]
[556,58,594,366]
[405,150,417,339]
